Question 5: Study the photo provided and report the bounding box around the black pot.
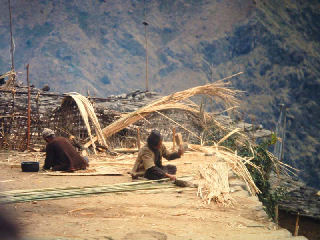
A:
[21,162,39,172]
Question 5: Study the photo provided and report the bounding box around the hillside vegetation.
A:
[0,0,319,187]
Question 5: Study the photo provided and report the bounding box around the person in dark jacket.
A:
[131,130,184,181]
[42,128,88,171]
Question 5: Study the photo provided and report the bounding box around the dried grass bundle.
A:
[197,161,234,206]
[84,72,243,148]
[194,125,261,205]
[195,126,296,205]
[196,145,260,206]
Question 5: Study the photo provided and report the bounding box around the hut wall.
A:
[0,89,63,150]
[0,89,124,150]
[0,87,205,150]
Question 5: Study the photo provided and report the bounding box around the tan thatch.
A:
[84,72,243,148]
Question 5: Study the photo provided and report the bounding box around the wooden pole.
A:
[280,106,287,162]
[294,212,300,236]
[172,127,176,150]
[137,127,141,149]
[143,0,149,91]
[143,21,149,92]
[274,204,279,228]
[8,0,15,70]
[26,64,31,149]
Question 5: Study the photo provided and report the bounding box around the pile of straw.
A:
[84,72,243,148]
[66,93,107,154]
[194,127,296,205]
[195,135,261,205]
[197,161,234,205]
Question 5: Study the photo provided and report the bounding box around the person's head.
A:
[42,128,55,143]
[147,130,163,150]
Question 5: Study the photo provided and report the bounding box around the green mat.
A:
[0,178,175,204]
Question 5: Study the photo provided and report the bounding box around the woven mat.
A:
[41,166,124,176]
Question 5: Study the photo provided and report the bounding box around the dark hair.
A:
[147,130,162,149]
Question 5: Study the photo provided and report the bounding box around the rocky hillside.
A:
[0,0,319,187]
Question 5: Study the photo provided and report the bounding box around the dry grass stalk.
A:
[265,150,299,177]
[214,149,261,195]
[84,73,243,148]
[217,127,241,145]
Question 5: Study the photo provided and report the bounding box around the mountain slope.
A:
[0,0,319,187]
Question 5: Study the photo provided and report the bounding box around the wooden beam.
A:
[294,212,300,236]
[172,127,176,150]
[26,64,31,149]
[137,127,141,149]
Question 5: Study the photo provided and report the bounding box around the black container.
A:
[21,162,39,172]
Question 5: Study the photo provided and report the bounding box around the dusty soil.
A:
[0,151,283,240]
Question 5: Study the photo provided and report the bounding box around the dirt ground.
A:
[0,151,287,240]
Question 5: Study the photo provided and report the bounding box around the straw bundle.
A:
[197,161,234,205]
[196,147,260,206]
[84,72,243,148]
[195,124,297,206]
[193,125,263,205]
[66,93,107,153]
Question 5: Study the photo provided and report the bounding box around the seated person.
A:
[131,130,184,181]
[42,128,88,171]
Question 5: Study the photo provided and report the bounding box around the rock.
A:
[231,189,249,197]
[253,129,272,138]
[119,93,126,99]
[230,185,243,192]
[137,93,145,100]
[291,236,308,240]
[216,115,233,125]
[42,85,50,92]
[254,205,264,211]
